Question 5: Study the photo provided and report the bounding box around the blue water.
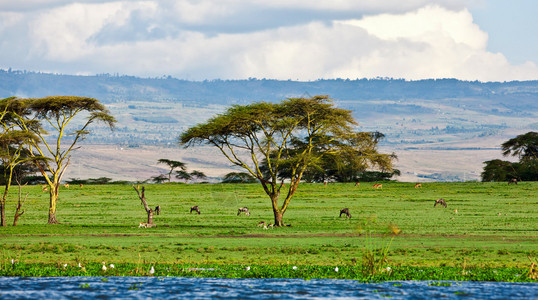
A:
[0,277,536,299]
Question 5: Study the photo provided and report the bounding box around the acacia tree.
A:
[222,172,257,183]
[502,131,538,161]
[180,95,394,226]
[189,170,207,181]
[482,132,538,182]
[260,132,397,183]
[0,97,41,227]
[158,159,186,182]
[11,96,116,224]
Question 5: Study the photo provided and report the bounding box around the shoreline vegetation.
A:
[0,182,536,282]
[1,263,535,282]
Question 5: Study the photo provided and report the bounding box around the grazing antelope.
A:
[339,208,351,218]
[190,205,200,214]
[414,183,422,188]
[42,185,48,192]
[64,183,70,189]
[372,183,382,189]
[454,209,458,214]
[508,178,518,185]
[79,183,84,189]
[266,223,274,229]
[139,222,155,228]
[434,198,447,208]
[237,207,250,216]
[324,181,328,186]
[355,182,360,187]
[257,221,266,227]
[154,205,161,215]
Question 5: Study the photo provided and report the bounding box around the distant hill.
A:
[2,69,537,106]
[1,69,537,182]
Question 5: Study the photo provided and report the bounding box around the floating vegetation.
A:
[0,262,534,282]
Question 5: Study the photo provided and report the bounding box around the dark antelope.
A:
[190,206,200,214]
[339,208,351,218]
[434,198,447,208]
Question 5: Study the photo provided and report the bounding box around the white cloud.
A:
[0,1,536,81]
[340,6,486,49]
[332,5,538,81]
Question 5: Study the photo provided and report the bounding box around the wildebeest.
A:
[190,205,200,214]
[414,183,422,188]
[508,178,518,185]
[339,208,351,218]
[434,198,447,208]
[154,205,161,215]
[237,207,250,216]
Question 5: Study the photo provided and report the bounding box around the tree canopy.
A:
[501,131,538,161]
[482,131,538,182]
[180,95,395,226]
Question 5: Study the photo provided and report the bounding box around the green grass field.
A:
[1,181,537,277]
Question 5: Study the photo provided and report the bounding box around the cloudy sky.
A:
[1,0,537,81]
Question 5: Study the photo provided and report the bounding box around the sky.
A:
[1,0,537,82]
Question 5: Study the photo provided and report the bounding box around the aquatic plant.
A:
[0,261,535,282]
[358,216,399,277]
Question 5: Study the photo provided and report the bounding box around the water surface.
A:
[0,277,536,299]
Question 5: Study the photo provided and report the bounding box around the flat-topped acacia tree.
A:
[11,96,116,224]
[180,95,394,226]
[0,98,41,226]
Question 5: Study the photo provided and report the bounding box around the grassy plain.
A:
[0,181,537,280]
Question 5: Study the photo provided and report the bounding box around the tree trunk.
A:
[48,184,59,224]
[133,185,155,226]
[0,202,5,227]
[1,178,12,227]
[147,209,154,225]
[274,211,284,227]
[13,205,24,226]
[14,184,28,226]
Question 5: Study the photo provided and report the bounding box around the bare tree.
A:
[133,185,155,227]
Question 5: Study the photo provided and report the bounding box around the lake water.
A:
[0,277,536,299]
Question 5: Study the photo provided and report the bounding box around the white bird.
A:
[292,266,298,270]
[244,266,250,271]
[11,258,15,265]
[78,263,82,268]
[101,262,107,272]
[63,263,68,268]
[109,264,115,269]
[149,266,155,275]
[334,267,339,272]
